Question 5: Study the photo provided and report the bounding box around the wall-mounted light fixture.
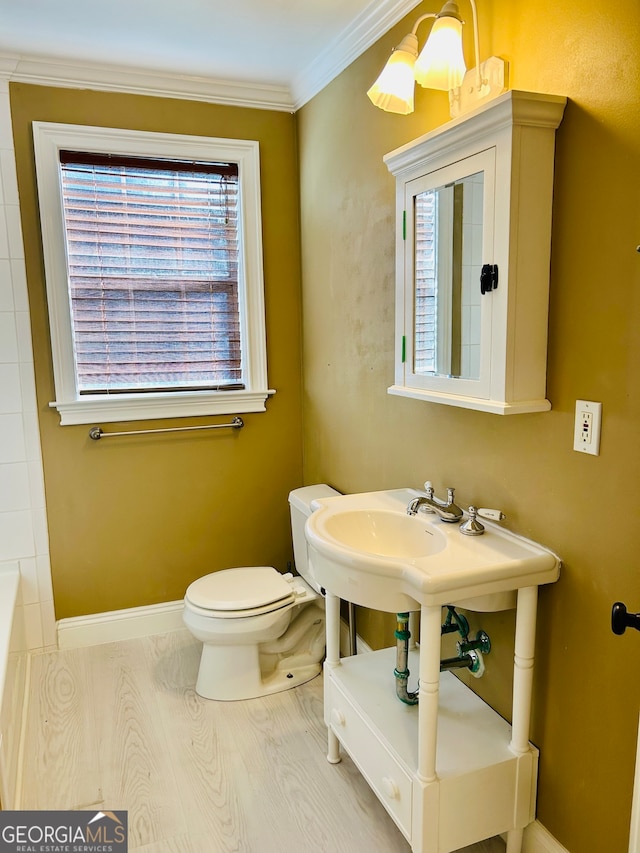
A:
[367,0,506,117]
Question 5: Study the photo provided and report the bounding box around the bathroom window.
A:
[33,122,271,425]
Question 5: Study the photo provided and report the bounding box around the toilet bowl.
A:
[183,484,339,701]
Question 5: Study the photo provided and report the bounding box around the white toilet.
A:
[183,484,339,700]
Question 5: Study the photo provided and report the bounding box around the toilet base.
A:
[194,603,325,701]
[195,644,322,701]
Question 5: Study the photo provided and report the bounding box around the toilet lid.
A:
[185,566,296,612]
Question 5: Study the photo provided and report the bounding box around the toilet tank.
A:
[289,484,340,592]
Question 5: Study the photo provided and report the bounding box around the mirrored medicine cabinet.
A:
[385,89,566,414]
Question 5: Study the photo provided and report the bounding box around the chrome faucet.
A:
[406,483,463,523]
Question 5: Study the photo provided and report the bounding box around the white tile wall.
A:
[0,75,55,651]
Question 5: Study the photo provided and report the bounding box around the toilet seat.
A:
[185,566,296,619]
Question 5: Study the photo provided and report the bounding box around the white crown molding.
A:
[0,0,423,112]
[291,0,423,109]
[0,52,296,112]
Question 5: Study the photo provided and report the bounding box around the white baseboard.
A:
[522,820,570,853]
[57,603,369,653]
[57,600,185,649]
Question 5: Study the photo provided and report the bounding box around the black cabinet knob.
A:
[612,602,640,635]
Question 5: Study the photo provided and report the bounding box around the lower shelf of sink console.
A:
[325,648,537,853]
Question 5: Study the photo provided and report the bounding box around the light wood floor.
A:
[22,630,505,852]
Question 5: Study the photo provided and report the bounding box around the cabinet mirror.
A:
[402,146,495,402]
[412,170,484,382]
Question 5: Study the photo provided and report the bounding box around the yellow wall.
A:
[297,0,640,851]
[11,84,304,619]
[10,0,640,848]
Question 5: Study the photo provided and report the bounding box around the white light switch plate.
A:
[573,400,602,455]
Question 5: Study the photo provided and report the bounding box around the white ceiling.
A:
[0,0,422,109]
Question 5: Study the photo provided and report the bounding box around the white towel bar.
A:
[88,416,244,440]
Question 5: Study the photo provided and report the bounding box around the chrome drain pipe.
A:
[394,611,491,704]
[441,650,481,673]
[394,613,419,705]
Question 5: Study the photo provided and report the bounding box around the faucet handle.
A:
[477,507,506,521]
[423,481,434,498]
[446,487,456,503]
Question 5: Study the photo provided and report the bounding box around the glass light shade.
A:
[367,33,418,114]
[414,16,466,91]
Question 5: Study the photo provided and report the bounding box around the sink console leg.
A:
[327,729,341,764]
[511,586,538,755]
[417,604,443,783]
[325,590,341,667]
[325,591,342,764]
[507,586,538,853]
[506,827,524,853]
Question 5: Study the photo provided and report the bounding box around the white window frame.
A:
[33,121,273,425]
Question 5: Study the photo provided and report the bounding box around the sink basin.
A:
[321,509,447,559]
[305,489,560,612]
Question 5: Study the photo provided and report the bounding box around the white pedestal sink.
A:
[305,488,559,612]
[305,488,561,853]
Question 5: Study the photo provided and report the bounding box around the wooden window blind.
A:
[59,151,243,395]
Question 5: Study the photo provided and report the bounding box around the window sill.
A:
[50,388,276,426]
